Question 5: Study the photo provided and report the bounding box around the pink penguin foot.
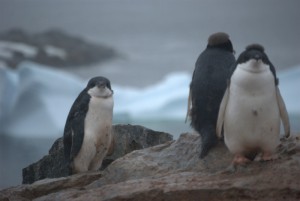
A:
[261,152,278,161]
[232,154,251,166]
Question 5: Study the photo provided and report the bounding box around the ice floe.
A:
[0,61,299,137]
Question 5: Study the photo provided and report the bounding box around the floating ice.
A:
[0,61,299,137]
[278,65,300,114]
[113,72,190,121]
[0,62,85,137]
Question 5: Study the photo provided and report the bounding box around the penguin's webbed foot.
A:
[232,154,251,166]
[260,152,278,161]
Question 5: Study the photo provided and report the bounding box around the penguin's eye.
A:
[239,54,250,64]
[261,56,268,64]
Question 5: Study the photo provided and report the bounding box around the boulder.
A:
[22,124,173,184]
[1,132,299,201]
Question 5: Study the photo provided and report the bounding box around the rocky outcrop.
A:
[1,131,300,201]
[22,124,173,184]
[0,29,118,68]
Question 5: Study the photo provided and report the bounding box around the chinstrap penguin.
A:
[216,44,290,165]
[63,76,114,174]
[186,32,236,158]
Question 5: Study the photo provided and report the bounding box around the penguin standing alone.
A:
[187,32,236,158]
[63,76,114,174]
[216,44,290,165]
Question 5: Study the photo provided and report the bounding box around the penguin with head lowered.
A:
[186,32,236,158]
[63,76,114,174]
[217,44,290,165]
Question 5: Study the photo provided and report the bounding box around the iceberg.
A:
[0,61,299,138]
[0,62,85,137]
[113,72,190,121]
[278,65,300,114]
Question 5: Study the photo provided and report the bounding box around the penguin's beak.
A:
[254,54,262,61]
[97,82,106,88]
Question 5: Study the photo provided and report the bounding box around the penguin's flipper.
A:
[63,90,90,162]
[216,87,229,139]
[185,88,192,123]
[69,113,86,160]
[276,87,290,138]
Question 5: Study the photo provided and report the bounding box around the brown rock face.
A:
[1,131,300,201]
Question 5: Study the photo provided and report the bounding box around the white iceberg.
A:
[0,61,299,138]
[113,72,190,121]
[278,65,300,114]
[0,62,84,137]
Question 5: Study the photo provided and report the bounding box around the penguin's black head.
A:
[236,44,278,85]
[87,76,112,90]
[86,76,113,98]
[207,32,234,53]
[236,44,270,65]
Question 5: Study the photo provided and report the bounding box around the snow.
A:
[0,61,299,137]
[0,41,67,61]
[44,45,67,59]
[0,41,38,58]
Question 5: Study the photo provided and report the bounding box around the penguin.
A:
[186,32,236,158]
[63,76,114,174]
[216,44,290,165]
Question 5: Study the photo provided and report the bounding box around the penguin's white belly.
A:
[74,96,113,172]
[224,68,280,154]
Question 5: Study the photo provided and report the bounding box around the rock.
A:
[104,124,174,164]
[90,132,231,188]
[1,133,300,201]
[22,137,69,185]
[0,28,119,68]
[0,172,102,201]
[22,124,173,184]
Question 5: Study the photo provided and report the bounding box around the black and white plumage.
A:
[216,44,290,165]
[63,76,114,174]
[186,32,236,158]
